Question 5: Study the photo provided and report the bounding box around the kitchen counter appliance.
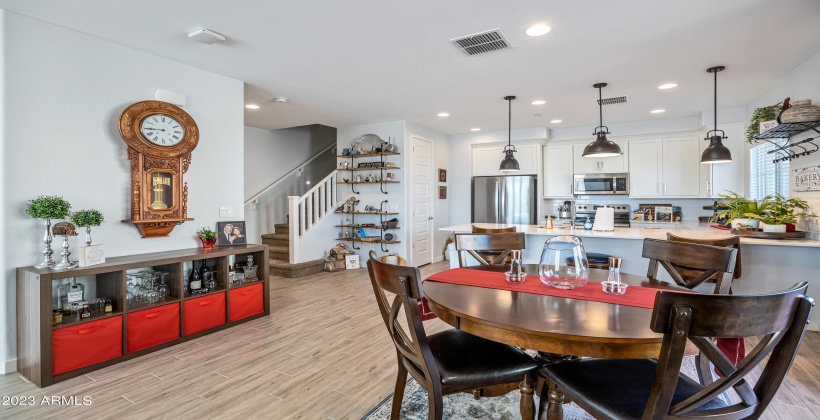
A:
[472,175,537,225]
[573,173,629,195]
[575,204,631,228]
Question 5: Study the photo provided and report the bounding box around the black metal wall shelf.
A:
[753,121,819,163]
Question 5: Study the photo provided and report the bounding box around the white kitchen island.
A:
[441,222,820,329]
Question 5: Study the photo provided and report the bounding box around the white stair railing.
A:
[287,170,339,264]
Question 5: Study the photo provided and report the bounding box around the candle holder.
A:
[505,249,527,283]
[34,219,56,268]
[54,235,78,270]
[601,257,628,294]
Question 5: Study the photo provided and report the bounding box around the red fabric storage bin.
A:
[52,316,122,376]
[184,292,226,335]
[127,302,180,353]
[229,283,264,322]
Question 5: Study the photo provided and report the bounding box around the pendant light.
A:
[499,95,520,172]
[701,66,732,164]
[583,83,622,158]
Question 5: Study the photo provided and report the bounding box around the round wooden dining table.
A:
[423,264,691,420]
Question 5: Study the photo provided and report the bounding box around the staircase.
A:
[261,223,324,278]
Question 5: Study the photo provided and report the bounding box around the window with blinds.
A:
[748,139,789,199]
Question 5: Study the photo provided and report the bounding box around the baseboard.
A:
[1,359,17,374]
[433,255,444,263]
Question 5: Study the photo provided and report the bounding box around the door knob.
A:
[428,217,434,220]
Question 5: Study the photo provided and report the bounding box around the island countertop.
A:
[440,222,820,247]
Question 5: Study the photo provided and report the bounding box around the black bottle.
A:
[189,261,202,293]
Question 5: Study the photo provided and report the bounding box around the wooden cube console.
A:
[16,244,269,387]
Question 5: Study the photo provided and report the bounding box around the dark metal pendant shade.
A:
[701,66,732,164]
[583,83,622,158]
[701,135,732,164]
[500,95,520,172]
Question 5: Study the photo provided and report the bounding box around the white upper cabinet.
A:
[543,144,574,197]
[472,142,540,176]
[572,142,629,174]
[629,135,702,197]
[629,139,663,197]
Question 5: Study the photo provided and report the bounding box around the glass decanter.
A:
[539,235,589,289]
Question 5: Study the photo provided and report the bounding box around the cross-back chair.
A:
[541,282,813,419]
[454,232,525,267]
[470,225,518,264]
[666,233,742,283]
[642,238,737,295]
[366,251,539,420]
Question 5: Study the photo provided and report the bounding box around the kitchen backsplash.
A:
[543,198,720,222]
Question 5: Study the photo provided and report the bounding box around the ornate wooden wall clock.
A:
[119,100,199,237]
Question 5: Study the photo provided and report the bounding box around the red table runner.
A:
[425,268,660,309]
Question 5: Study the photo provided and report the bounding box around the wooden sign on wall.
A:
[793,166,820,192]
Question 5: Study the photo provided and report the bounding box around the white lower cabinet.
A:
[543,144,573,197]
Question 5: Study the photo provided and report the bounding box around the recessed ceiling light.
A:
[531,100,546,105]
[658,83,678,90]
[550,119,562,123]
[437,112,450,117]
[245,104,260,109]
[651,109,666,114]
[470,128,481,131]
[525,24,552,37]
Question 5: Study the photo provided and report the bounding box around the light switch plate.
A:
[219,206,233,217]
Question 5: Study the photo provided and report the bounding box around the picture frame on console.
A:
[216,221,247,246]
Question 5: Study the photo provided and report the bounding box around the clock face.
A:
[139,114,186,147]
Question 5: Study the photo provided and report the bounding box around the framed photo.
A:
[354,227,367,239]
[217,221,247,246]
[438,168,447,182]
[655,206,673,222]
[345,254,360,269]
[439,186,447,199]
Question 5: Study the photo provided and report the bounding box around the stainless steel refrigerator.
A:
[472,175,537,224]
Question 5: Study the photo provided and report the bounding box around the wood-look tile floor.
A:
[0,260,818,419]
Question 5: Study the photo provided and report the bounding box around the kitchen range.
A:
[575,204,631,228]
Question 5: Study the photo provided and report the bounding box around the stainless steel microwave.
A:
[573,173,629,195]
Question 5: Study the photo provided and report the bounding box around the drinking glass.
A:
[156,272,170,297]
[539,235,590,289]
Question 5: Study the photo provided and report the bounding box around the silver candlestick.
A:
[34,219,56,268]
[84,226,93,246]
[54,235,78,270]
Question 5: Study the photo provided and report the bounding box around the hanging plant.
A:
[25,195,71,220]
[70,209,105,227]
[745,103,781,144]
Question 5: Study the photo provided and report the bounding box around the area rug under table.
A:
[363,356,700,420]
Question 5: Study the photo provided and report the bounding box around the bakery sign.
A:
[793,166,820,192]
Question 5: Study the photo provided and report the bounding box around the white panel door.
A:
[543,145,574,197]
[412,136,433,266]
[628,139,663,197]
[663,136,701,196]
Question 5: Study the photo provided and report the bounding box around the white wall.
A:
[406,122,451,262]
[332,121,408,264]
[1,12,244,371]
[746,48,820,236]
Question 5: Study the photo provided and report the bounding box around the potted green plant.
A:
[70,209,105,246]
[26,195,72,268]
[712,192,770,229]
[746,102,781,144]
[196,226,218,249]
[746,195,815,233]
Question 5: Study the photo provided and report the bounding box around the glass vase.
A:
[538,235,589,289]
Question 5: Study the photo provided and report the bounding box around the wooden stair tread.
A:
[260,233,288,240]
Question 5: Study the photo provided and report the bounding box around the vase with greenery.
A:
[745,102,781,144]
[196,226,218,249]
[70,209,105,246]
[712,192,770,229]
[745,195,815,232]
[26,195,72,268]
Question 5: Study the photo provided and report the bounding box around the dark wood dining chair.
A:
[454,232,525,268]
[470,226,518,264]
[540,282,814,419]
[366,251,539,420]
[642,238,737,295]
[666,233,742,283]
[471,225,517,233]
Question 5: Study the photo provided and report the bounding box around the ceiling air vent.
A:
[449,29,512,56]
[597,95,630,105]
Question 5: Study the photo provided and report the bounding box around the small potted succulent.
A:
[746,102,781,143]
[746,195,815,233]
[712,192,769,230]
[70,209,105,246]
[26,195,72,268]
[196,226,218,249]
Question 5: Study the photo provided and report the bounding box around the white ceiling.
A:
[3,0,820,135]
